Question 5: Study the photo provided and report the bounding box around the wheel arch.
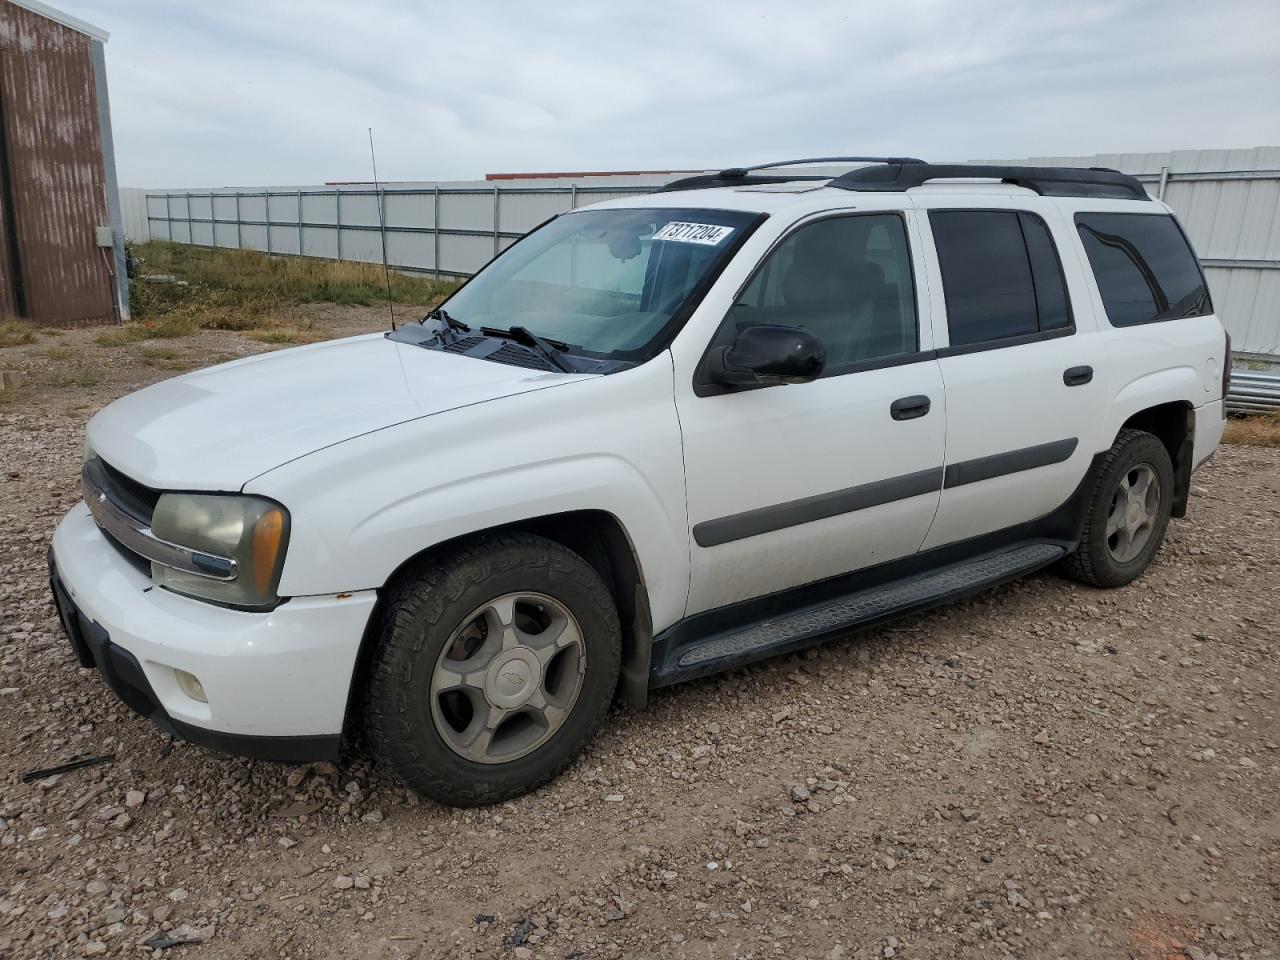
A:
[341,509,652,745]
[1118,400,1194,518]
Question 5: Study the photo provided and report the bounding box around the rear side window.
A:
[929,210,1073,347]
[1075,213,1211,326]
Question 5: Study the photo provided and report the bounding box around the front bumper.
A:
[50,503,378,761]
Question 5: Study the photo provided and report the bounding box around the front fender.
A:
[245,355,691,633]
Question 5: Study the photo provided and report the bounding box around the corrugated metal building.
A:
[0,0,128,325]
[978,148,1280,361]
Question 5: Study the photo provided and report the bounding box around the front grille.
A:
[85,456,156,577]
[95,457,160,523]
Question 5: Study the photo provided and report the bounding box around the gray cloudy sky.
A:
[57,0,1280,188]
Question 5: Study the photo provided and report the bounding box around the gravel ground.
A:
[1,318,1278,960]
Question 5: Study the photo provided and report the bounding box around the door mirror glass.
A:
[708,324,826,387]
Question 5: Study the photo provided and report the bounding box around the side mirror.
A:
[707,324,826,387]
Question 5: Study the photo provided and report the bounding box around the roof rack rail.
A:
[659,156,926,193]
[829,163,1148,200]
[717,156,926,177]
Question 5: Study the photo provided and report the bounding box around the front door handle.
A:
[890,395,931,421]
[1063,365,1094,387]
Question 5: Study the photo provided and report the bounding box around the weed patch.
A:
[43,369,101,388]
[1224,413,1280,448]
[244,327,328,346]
[0,320,38,348]
[129,242,456,334]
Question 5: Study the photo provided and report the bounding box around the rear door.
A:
[916,200,1109,549]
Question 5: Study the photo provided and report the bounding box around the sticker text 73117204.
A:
[652,222,736,246]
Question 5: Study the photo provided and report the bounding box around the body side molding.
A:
[692,438,1081,548]
[692,467,944,548]
[943,438,1079,489]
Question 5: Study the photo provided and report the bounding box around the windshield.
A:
[439,207,762,359]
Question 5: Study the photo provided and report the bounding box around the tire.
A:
[1058,428,1175,588]
[364,532,621,806]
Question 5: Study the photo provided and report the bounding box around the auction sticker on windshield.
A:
[653,222,735,245]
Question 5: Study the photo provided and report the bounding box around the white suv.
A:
[51,159,1228,804]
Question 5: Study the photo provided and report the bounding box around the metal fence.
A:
[1227,369,1280,413]
[129,180,656,279]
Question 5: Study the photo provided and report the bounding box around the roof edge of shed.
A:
[7,0,108,41]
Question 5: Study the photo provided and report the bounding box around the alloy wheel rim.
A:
[429,592,586,764]
[1105,463,1160,563]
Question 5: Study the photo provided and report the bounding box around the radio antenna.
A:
[368,127,396,331]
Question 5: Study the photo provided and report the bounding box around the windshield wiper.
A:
[426,307,470,333]
[481,325,573,373]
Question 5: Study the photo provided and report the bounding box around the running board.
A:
[650,542,1067,687]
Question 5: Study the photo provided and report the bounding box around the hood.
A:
[86,333,591,491]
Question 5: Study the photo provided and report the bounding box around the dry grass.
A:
[119,241,456,343]
[0,319,39,348]
[1223,413,1280,447]
[243,325,330,346]
[139,346,202,372]
[96,316,199,346]
[41,369,101,388]
[5,245,455,355]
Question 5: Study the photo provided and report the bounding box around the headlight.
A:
[150,493,290,609]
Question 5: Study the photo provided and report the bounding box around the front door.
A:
[676,210,948,615]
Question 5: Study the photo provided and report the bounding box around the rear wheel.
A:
[364,533,621,805]
[1059,429,1174,588]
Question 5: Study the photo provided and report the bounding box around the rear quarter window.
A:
[1075,213,1211,326]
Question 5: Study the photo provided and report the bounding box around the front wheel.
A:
[364,533,621,805]
[1058,428,1175,588]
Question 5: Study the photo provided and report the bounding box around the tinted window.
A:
[1076,213,1211,326]
[930,210,1073,347]
[729,214,918,367]
[1021,215,1072,331]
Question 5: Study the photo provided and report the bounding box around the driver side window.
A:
[730,214,919,369]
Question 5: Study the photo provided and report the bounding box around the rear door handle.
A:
[1063,365,1094,387]
[890,395,931,421]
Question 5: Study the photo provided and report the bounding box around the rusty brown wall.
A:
[0,116,18,316]
[0,1,113,326]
